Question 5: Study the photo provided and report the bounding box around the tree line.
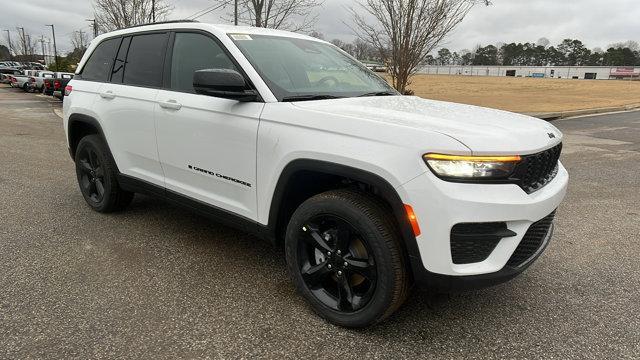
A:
[426,39,640,67]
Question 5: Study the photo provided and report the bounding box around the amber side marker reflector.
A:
[404,204,421,237]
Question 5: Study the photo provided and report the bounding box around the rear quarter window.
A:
[81,38,120,82]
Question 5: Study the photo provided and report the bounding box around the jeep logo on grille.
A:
[547,133,556,139]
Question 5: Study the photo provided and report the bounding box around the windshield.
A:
[230,34,397,101]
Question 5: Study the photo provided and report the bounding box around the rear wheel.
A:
[75,135,134,212]
[285,189,410,327]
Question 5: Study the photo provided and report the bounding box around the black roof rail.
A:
[122,19,200,30]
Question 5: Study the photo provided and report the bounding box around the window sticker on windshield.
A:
[230,34,252,41]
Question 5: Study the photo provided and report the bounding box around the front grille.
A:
[513,144,563,194]
[506,211,556,268]
[451,222,516,264]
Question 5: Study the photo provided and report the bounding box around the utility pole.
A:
[46,25,58,71]
[4,30,13,60]
[152,0,156,22]
[234,0,238,25]
[86,19,98,38]
[18,27,27,57]
[40,35,46,65]
[26,34,32,59]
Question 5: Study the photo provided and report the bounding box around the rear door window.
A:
[123,33,168,88]
[81,38,120,82]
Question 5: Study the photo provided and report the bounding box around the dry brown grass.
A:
[403,75,640,113]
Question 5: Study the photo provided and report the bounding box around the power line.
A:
[186,1,227,20]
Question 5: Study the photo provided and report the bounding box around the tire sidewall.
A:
[285,194,400,327]
[74,136,115,212]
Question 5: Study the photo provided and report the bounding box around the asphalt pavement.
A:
[0,85,638,359]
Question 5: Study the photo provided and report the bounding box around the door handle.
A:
[99,90,115,99]
[158,99,182,110]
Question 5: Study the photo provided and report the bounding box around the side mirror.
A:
[193,69,259,102]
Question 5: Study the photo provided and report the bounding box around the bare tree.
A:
[93,0,173,32]
[233,0,323,32]
[16,28,37,59]
[350,0,490,93]
[71,30,89,51]
[309,30,325,40]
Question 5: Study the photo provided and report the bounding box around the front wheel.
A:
[285,189,410,327]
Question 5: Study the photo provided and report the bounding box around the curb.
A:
[524,103,640,120]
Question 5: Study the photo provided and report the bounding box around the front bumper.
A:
[397,161,568,291]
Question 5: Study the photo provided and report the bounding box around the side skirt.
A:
[117,173,272,242]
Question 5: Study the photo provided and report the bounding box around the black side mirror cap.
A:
[193,69,259,102]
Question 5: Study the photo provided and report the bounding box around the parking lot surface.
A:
[1,85,639,359]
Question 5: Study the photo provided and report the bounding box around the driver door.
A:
[155,31,264,220]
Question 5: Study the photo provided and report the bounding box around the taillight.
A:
[29,77,35,83]
[54,80,61,89]
[64,85,72,96]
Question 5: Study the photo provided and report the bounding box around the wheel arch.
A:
[67,113,108,160]
[266,159,423,280]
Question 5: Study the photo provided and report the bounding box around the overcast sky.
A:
[3,0,639,54]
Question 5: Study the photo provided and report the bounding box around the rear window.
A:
[43,73,54,78]
[123,33,167,87]
[81,38,120,82]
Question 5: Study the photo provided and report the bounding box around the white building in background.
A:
[418,65,640,80]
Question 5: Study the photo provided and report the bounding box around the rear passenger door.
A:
[155,31,264,220]
[92,32,169,187]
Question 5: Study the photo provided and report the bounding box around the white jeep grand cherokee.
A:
[63,21,568,327]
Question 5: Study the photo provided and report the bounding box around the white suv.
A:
[63,21,568,327]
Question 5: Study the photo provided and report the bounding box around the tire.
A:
[285,189,410,327]
[22,83,28,91]
[74,135,134,213]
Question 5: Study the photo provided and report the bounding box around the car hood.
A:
[292,96,562,155]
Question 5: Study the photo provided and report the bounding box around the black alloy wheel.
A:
[77,146,106,204]
[74,135,134,212]
[285,189,410,327]
[298,215,377,312]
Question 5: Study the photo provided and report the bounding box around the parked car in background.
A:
[8,70,42,91]
[43,72,74,96]
[0,67,22,84]
[9,70,35,90]
[28,71,56,92]
[50,73,74,100]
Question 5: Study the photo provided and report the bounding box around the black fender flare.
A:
[267,159,426,283]
[67,113,108,160]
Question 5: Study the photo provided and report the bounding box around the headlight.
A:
[423,153,521,179]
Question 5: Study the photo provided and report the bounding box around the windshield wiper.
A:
[357,91,398,97]
[282,94,344,102]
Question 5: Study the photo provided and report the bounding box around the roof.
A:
[92,21,319,42]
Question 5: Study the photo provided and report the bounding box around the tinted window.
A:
[170,32,238,92]
[82,38,119,82]
[111,36,131,83]
[123,33,167,87]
